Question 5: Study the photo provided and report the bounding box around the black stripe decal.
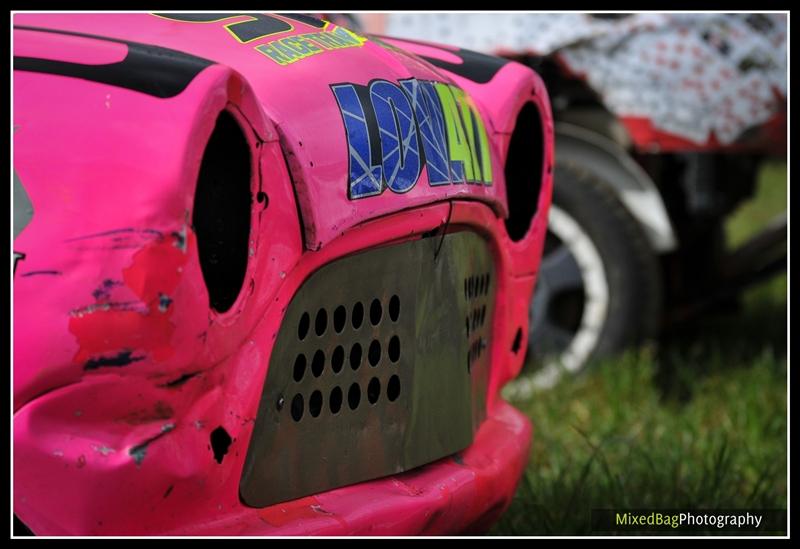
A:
[417,48,509,85]
[374,35,509,85]
[14,25,213,98]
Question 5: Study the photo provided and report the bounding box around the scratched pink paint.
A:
[13,13,553,535]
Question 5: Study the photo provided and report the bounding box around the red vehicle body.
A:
[13,13,553,535]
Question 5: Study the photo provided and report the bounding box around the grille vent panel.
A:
[240,231,496,507]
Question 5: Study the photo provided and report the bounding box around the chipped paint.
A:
[68,232,193,367]
[71,302,148,317]
[159,371,200,389]
[129,447,147,466]
[128,423,176,466]
[83,350,145,371]
[91,444,116,456]
[92,279,122,301]
[158,293,173,313]
[171,220,188,253]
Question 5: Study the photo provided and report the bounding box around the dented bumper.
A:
[13,201,540,536]
[15,395,530,535]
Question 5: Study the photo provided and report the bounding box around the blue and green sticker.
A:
[332,78,492,200]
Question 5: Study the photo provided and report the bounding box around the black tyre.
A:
[510,159,662,394]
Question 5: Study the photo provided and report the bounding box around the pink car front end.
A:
[13,13,553,535]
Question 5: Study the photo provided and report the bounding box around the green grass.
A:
[491,160,787,535]
[726,161,787,249]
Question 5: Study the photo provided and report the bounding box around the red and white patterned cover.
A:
[383,13,787,151]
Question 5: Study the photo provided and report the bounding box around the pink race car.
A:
[13,13,553,535]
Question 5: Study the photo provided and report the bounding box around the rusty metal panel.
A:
[240,230,495,507]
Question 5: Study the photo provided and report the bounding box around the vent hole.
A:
[291,393,304,421]
[389,294,400,321]
[315,308,327,336]
[368,340,381,367]
[505,101,544,241]
[298,312,310,340]
[370,298,383,326]
[350,342,362,370]
[352,302,364,329]
[311,350,325,377]
[331,345,345,373]
[210,426,232,464]
[309,390,323,418]
[292,354,306,382]
[388,335,400,363]
[193,110,252,313]
[367,377,381,404]
[329,386,343,414]
[348,383,361,410]
[387,375,401,402]
[333,305,347,333]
